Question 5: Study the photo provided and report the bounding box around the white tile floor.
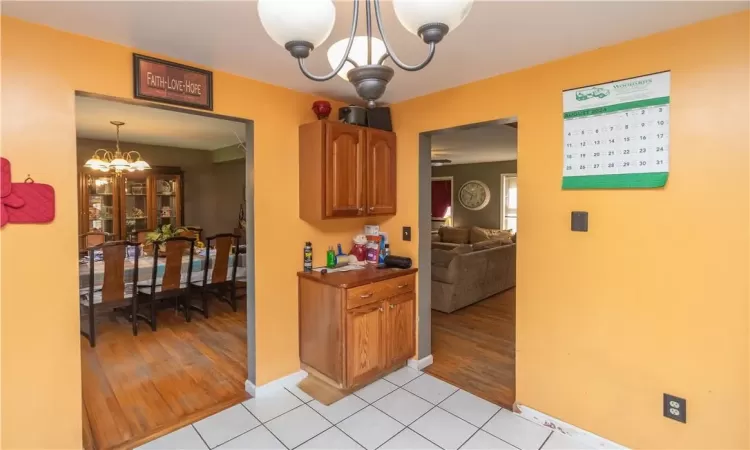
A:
[137,367,589,450]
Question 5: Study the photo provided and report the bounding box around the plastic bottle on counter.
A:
[303,241,313,272]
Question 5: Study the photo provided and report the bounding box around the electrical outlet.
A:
[663,394,686,423]
[402,226,411,241]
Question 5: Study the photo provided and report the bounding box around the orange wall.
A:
[0,17,362,449]
[389,11,749,450]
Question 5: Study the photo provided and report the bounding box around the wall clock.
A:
[458,180,491,211]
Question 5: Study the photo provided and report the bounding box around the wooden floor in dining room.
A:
[81,299,248,450]
[426,288,516,409]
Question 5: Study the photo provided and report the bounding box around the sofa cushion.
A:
[471,238,510,251]
[438,226,470,244]
[432,241,462,251]
[470,226,514,244]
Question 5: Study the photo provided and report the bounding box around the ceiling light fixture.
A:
[258,0,473,108]
[83,121,151,176]
[431,159,452,166]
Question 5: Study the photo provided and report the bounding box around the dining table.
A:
[79,253,240,290]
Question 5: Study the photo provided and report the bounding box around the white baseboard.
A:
[247,370,307,397]
[408,354,434,371]
[244,379,256,396]
[516,403,628,450]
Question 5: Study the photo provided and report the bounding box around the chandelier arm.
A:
[346,57,360,68]
[296,0,360,82]
[373,0,438,71]
[366,0,372,65]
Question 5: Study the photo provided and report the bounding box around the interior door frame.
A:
[74,90,257,386]
[417,117,518,361]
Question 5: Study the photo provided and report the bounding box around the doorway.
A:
[75,92,255,450]
[417,118,518,408]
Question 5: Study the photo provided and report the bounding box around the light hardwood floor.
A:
[81,299,248,450]
[426,288,516,408]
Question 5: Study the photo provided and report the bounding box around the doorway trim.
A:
[74,90,257,386]
[416,117,518,361]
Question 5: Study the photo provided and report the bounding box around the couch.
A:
[431,226,516,313]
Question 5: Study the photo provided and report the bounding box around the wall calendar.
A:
[562,71,670,189]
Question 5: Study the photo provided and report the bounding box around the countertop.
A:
[297,266,417,288]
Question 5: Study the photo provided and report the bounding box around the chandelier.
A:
[258,0,473,108]
[83,121,151,175]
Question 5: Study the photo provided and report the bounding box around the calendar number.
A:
[607,163,615,168]
[640,135,647,140]
[566,165,572,170]
[593,163,600,168]
[639,148,647,153]
[656,146,665,152]
[657,120,665,125]
[609,139,615,144]
[607,151,615,156]
[623,162,630,167]
[593,152,600,157]
[656,160,665,165]
[623,149,630,155]
[639,161,647,166]
[579,165,586,170]
[657,133,664,139]
[566,143,573,148]
[580,142,587,147]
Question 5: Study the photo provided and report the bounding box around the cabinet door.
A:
[346,301,385,387]
[366,129,397,215]
[122,174,149,239]
[386,293,415,366]
[325,122,366,217]
[152,173,182,228]
[82,173,118,237]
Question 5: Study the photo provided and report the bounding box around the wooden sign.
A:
[133,54,213,110]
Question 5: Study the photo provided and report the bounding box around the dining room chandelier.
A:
[83,121,151,175]
[257,0,473,108]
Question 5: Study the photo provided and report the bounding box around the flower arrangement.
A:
[146,224,187,246]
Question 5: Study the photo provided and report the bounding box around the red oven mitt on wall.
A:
[1,158,25,228]
[6,181,55,224]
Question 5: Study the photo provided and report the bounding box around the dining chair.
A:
[80,231,113,251]
[190,233,242,317]
[131,229,150,245]
[137,236,196,325]
[182,226,203,243]
[80,240,148,347]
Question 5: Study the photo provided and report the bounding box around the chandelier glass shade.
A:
[83,121,151,175]
[257,0,473,107]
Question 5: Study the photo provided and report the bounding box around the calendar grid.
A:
[562,72,670,190]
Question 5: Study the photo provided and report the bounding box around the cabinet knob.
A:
[358,207,364,212]
[389,304,395,309]
[397,284,408,289]
[369,206,375,212]
[360,293,373,299]
[379,306,384,312]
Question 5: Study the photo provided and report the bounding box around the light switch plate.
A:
[571,211,588,232]
[402,226,411,241]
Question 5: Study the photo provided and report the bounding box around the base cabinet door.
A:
[346,301,385,387]
[386,293,415,366]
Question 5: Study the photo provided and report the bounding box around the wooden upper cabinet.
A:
[325,122,366,217]
[366,129,397,215]
[299,120,397,221]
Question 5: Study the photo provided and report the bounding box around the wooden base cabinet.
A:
[298,268,417,390]
[299,120,397,221]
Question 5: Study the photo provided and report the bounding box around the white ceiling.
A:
[4,1,747,105]
[75,96,246,150]
[432,122,517,165]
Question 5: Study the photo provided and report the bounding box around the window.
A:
[501,174,517,232]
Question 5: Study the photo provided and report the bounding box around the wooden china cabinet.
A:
[299,120,397,221]
[78,166,184,246]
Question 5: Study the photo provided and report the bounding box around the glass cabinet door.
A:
[86,175,116,235]
[154,175,180,227]
[123,176,149,237]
